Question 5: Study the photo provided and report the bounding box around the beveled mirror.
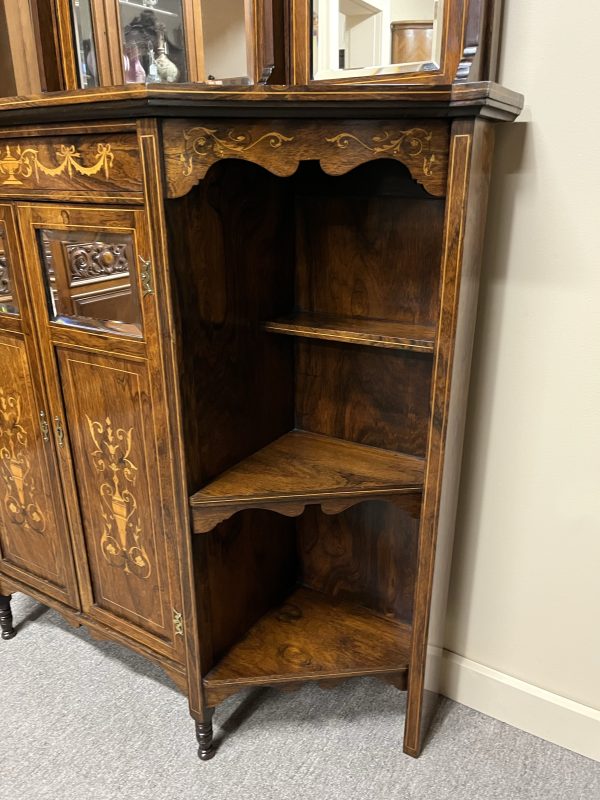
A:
[312,0,442,80]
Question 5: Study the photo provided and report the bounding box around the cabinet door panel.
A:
[58,348,177,652]
[0,207,80,607]
[18,202,186,663]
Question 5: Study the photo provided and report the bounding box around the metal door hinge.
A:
[39,410,49,442]
[54,416,65,448]
[139,255,154,297]
[173,608,184,636]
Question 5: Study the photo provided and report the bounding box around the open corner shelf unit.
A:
[167,152,443,745]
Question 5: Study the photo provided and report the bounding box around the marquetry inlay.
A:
[325,129,439,178]
[0,143,114,186]
[180,127,294,176]
[163,119,449,198]
[0,386,45,533]
[86,415,151,579]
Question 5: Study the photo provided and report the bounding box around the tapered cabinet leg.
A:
[196,709,216,761]
[0,594,16,640]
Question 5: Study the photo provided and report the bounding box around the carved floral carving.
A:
[65,242,129,283]
[0,386,45,533]
[86,415,151,579]
[0,143,114,186]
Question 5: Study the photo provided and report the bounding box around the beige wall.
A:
[443,0,600,759]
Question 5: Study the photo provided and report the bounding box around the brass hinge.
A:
[173,608,184,636]
[139,255,154,296]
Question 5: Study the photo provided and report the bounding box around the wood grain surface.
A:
[203,586,411,694]
[263,312,436,352]
[190,430,424,533]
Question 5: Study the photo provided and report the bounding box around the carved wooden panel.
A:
[58,348,183,657]
[0,133,143,201]
[163,119,450,199]
[0,332,79,605]
[65,241,130,282]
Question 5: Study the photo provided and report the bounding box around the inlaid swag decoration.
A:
[0,143,114,186]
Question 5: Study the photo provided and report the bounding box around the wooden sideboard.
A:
[0,80,522,760]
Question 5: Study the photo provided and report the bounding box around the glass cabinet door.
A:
[119,0,189,83]
[64,0,259,87]
[70,0,100,87]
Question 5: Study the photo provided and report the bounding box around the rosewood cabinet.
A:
[0,0,523,765]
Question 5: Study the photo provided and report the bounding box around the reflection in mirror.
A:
[0,224,18,316]
[38,230,142,338]
[70,0,99,87]
[200,0,251,84]
[312,0,441,80]
[120,0,188,84]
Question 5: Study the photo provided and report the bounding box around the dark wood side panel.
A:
[296,340,432,458]
[164,159,295,490]
[197,511,297,668]
[404,118,496,756]
[298,502,419,624]
[294,161,445,328]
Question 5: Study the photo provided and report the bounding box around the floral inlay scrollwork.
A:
[326,129,438,179]
[0,143,114,186]
[86,415,151,579]
[180,127,294,176]
[0,387,45,533]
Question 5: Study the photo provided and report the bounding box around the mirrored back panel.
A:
[312,0,442,80]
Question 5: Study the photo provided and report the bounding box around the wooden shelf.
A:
[203,587,411,704]
[190,430,424,533]
[263,312,436,352]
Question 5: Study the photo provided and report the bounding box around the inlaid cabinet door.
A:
[0,205,81,607]
[18,204,186,663]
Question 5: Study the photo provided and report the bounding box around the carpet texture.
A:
[1,593,598,800]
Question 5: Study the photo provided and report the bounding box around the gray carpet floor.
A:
[1,593,598,800]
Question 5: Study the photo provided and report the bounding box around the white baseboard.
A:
[440,650,600,762]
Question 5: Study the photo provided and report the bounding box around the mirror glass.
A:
[71,0,99,87]
[0,223,18,316]
[119,0,188,84]
[200,0,251,84]
[312,0,442,80]
[38,230,143,338]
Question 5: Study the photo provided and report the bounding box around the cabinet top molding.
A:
[0,82,523,127]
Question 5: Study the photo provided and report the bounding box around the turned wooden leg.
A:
[196,709,216,761]
[0,594,16,640]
